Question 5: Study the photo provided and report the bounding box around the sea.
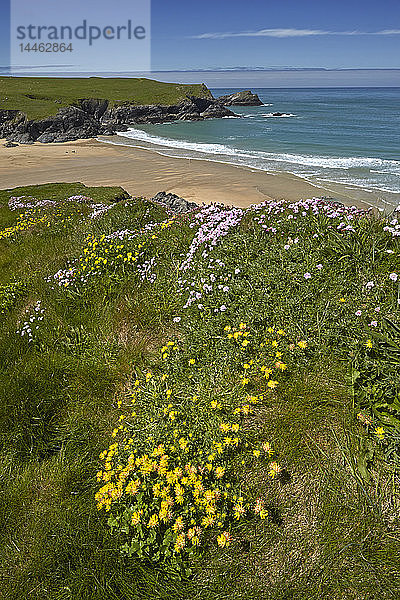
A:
[102,87,400,210]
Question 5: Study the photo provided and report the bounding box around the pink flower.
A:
[355,310,362,316]
[374,307,380,313]
[369,321,378,327]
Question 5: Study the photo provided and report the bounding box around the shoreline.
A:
[0,137,379,209]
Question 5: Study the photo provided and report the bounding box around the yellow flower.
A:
[374,426,385,440]
[233,503,246,520]
[173,516,184,532]
[267,380,279,389]
[201,515,215,528]
[366,339,373,349]
[210,400,222,410]
[131,510,143,525]
[275,362,287,371]
[262,442,274,457]
[253,450,261,458]
[188,358,195,365]
[215,466,225,479]
[174,533,186,553]
[297,340,307,349]
[268,462,282,478]
[178,437,189,450]
[217,531,232,547]
[147,514,159,528]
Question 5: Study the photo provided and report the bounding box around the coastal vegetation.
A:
[1,182,400,599]
[0,77,212,120]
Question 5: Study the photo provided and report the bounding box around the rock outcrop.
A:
[0,96,237,144]
[217,90,263,106]
[150,191,199,214]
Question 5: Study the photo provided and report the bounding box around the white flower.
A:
[389,273,398,282]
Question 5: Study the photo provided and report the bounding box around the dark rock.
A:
[272,112,284,116]
[0,109,27,138]
[3,141,18,147]
[201,102,234,119]
[74,98,109,119]
[0,95,237,144]
[217,90,263,106]
[150,191,199,214]
[102,97,236,128]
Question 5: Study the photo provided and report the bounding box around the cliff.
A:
[0,96,236,144]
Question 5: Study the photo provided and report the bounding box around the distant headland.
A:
[0,77,262,144]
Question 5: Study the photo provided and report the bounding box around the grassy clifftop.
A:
[1,183,400,599]
[0,77,213,120]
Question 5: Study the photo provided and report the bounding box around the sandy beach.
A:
[0,137,372,208]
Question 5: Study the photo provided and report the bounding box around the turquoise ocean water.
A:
[105,88,400,209]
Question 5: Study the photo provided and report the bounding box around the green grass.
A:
[0,76,212,120]
[0,184,399,599]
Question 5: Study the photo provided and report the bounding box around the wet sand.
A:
[0,137,371,208]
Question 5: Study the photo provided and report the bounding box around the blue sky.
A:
[151,0,400,70]
[1,0,399,85]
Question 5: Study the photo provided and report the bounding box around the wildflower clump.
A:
[50,218,174,290]
[95,323,297,568]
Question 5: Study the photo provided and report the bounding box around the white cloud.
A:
[190,28,400,40]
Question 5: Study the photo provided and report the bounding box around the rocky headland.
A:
[0,88,266,144]
[216,90,263,106]
[0,96,238,144]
